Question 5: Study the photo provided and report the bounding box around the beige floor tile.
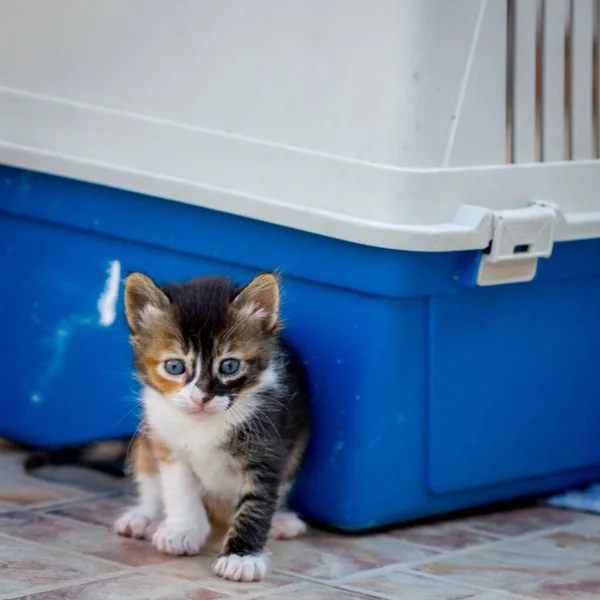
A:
[12,572,226,600]
[463,506,584,538]
[45,495,132,529]
[0,451,87,507]
[509,565,600,599]
[559,514,600,538]
[388,521,500,551]
[251,585,372,600]
[267,531,438,581]
[0,535,121,596]
[492,528,600,561]
[465,596,526,600]
[150,558,300,597]
[415,546,595,590]
[0,510,176,567]
[3,448,600,600]
[344,569,485,599]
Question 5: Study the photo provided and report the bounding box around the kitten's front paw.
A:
[270,512,307,540]
[152,522,208,556]
[214,553,269,582]
[115,509,155,539]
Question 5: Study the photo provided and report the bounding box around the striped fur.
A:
[116,272,311,582]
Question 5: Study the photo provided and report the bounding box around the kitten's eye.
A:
[219,358,240,376]
[164,359,185,376]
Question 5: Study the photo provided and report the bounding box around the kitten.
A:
[115,272,311,582]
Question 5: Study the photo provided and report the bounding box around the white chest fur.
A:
[143,387,244,506]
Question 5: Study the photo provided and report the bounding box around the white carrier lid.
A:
[1,0,600,256]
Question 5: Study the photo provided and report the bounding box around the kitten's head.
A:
[124,272,281,417]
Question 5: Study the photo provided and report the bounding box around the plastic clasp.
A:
[476,202,556,286]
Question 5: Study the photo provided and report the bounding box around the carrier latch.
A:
[476,203,556,286]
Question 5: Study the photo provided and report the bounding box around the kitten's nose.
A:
[190,389,207,405]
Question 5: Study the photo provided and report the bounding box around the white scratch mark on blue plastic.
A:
[98,260,121,326]
[33,263,122,404]
[368,437,382,451]
[19,173,31,191]
[34,314,92,403]
[330,441,346,467]
[45,318,90,382]
[332,441,345,454]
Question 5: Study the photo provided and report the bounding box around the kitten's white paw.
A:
[270,512,307,540]
[115,509,155,539]
[152,522,208,556]
[214,553,269,582]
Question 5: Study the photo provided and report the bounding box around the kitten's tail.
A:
[23,437,132,478]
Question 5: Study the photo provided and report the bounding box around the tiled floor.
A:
[1,449,600,600]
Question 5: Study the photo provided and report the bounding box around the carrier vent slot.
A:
[506,0,600,163]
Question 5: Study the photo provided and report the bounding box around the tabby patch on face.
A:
[124,272,280,417]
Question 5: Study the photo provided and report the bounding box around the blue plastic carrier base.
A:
[2,166,600,531]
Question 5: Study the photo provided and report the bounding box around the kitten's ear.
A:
[232,273,280,330]
[124,273,169,331]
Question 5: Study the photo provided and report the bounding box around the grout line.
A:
[158,579,311,600]
[138,563,313,599]
[324,561,439,586]
[329,519,600,600]
[455,522,513,538]
[334,581,455,600]
[29,490,122,510]
[1,475,598,599]
[405,529,572,567]
[352,567,539,600]
[271,569,337,585]
[31,505,128,532]
[297,578,411,600]
[274,571,536,600]
[0,489,123,516]
[0,566,293,600]
[367,528,506,555]
[322,585,394,600]
[0,497,132,536]
[265,567,414,599]
[227,582,312,600]
[403,568,560,600]
[326,517,598,589]
[261,580,385,600]
[0,569,140,600]
[0,532,137,570]
[0,494,92,514]
[269,512,600,592]
[329,541,504,585]
[0,552,312,600]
